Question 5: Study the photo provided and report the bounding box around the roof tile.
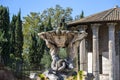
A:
[68,7,120,26]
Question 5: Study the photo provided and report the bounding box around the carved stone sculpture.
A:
[38,30,87,79]
[38,18,87,80]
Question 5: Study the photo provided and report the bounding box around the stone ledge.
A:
[100,74,109,80]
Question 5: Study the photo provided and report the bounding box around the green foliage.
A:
[66,71,85,80]
[40,51,52,69]
[0,5,23,77]
[9,10,23,78]
[0,5,10,65]
[0,30,7,42]
[22,5,73,70]
[28,32,45,69]
[66,71,86,80]
[9,15,17,60]
[15,11,23,56]
[0,30,7,63]
[59,48,67,59]
[23,12,41,56]
[79,71,84,80]
[23,12,45,69]
[41,5,73,28]
[10,11,23,60]
[38,73,46,80]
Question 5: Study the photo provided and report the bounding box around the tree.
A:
[41,5,73,28]
[80,10,84,18]
[46,16,53,31]
[14,11,23,58]
[0,5,10,65]
[22,5,73,70]
[9,11,23,77]
[29,33,38,68]
[75,10,84,20]
[23,12,46,70]
[9,15,17,69]
[40,16,53,69]
[15,11,23,77]
[23,12,41,56]
[0,30,7,64]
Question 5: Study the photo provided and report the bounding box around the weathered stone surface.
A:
[91,24,100,80]
[108,23,116,80]
[100,74,109,80]
[38,30,87,66]
[38,30,87,80]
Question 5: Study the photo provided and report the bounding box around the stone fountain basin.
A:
[38,30,87,48]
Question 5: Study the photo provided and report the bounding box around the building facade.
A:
[67,6,120,80]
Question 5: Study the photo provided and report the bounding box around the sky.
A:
[0,0,120,20]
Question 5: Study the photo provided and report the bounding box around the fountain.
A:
[38,18,87,80]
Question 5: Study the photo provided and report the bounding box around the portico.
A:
[67,6,120,80]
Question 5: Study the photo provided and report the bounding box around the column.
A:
[108,23,116,80]
[79,25,88,72]
[91,24,100,80]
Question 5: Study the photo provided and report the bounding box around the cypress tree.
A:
[15,11,23,77]
[10,15,17,57]
[15,11,23,58]
[29,25,46,69]
[0,5,10,65]
[75,11,84,20]
[9,11,23,77]
[10,11,23,59]
[80,10,84,18]
[29,33,38,68]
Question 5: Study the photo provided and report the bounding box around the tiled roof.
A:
[68,6,120,26]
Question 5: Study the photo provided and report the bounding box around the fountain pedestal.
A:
[38,29,87,80]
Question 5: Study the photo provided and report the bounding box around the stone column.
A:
[91,24,100,80]
[108,23,116,80]
[79,25,88,72]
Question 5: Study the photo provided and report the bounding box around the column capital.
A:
[91,24,100,40]
[91,24,101,28]
[107,23,116,32]
[107,23,117,27]
[91,24,100,33]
